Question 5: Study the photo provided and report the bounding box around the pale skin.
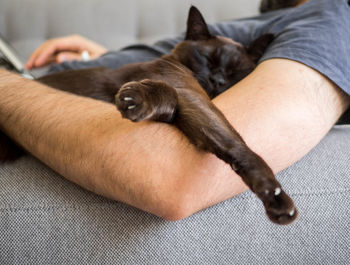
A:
[1,49,349,220]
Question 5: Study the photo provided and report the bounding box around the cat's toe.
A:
[115,82,149,122]
[116,91,137,110]
[266,207,298,225]
[123,96,134,101]
[264,189,298,225]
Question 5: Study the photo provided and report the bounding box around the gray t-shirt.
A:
[50,0,350,98]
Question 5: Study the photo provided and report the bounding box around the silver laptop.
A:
[0,33,34,79]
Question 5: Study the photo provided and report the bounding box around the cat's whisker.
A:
[124,97,133,101]
[128,105,136,110]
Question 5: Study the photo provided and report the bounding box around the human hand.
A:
[25,35,108,69]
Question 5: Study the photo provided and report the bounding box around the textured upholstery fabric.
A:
[1,126,349,264]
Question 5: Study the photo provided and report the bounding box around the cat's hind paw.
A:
[263,188,298,225]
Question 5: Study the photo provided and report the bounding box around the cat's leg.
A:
[115,79,297,224]
[0,131,25,162]
[174,89,297,225]
[115,79,178,123]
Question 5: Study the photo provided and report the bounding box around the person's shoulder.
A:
[283,0,348,27]
[261,0,350,46]
[257,0,349,33]
[259,0,350,98]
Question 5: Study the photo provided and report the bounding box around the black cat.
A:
[0,6,297,224]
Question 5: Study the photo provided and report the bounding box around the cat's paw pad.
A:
[264,189,297,225]
[115,82,151,122]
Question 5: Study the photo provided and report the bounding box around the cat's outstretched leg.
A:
[115,79,297,224]
[173,89,297,225]
[115,79,178,123]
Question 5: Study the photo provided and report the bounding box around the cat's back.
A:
[37,67,119,102]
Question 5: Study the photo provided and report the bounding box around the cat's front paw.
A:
[115,79,178,123]
[115,81,152,122]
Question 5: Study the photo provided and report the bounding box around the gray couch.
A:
[1,0,350,264]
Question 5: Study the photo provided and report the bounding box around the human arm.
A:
[25,35,108,69]
[0,58,349,220]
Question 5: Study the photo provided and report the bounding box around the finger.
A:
[27,55,58,69]
[26,41,59,69]
[35,36,87,67]
[26,44,48,69]
[26,49,55,70]
[33,44,66,68]
[56,52,81,63]
[26,36,84,69]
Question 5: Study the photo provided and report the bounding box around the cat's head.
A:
[172,6,274,98]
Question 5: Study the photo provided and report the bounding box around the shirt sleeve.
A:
[259,0,350,96]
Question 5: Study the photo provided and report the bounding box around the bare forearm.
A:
[0,69,127,189]
[215,59,350,173]
[0,69,215,218]
[0,58,348,220]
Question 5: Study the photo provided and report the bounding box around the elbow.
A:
[156,199,194,221]
[149,185,196,221]
[156,204,195,222]
[144,155,238,221]
[148,172,200,222]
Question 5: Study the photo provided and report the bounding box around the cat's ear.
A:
[185,6,213,41]
[247,34,275,63]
